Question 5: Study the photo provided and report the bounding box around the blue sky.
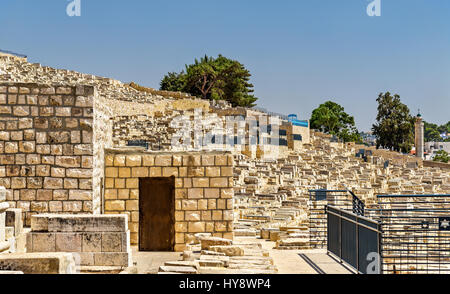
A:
[1,0,449,131]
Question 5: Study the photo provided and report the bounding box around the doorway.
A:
[139,177,175,251]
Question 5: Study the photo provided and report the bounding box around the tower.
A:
[414,111,424,159]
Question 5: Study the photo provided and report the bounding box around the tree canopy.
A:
[372,92,415,153]
[310,101,362,143]
[160,55,258,107]
[424,121,450,142]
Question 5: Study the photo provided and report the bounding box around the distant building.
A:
[440,132,449,140]
[424,142,450,160]
[360,132,377,146]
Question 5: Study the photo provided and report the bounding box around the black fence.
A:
[327,205,382,274]
[309,189,365,249]
[378,194,450,274]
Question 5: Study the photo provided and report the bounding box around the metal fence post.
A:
[339,209,342,262]
[356,215,359,274]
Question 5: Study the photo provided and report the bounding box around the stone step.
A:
[200,237,233,250]
[200,250,226,256]
[209,245,244,257]
[158,265,197,274]
[164,261,199,270]
[198,260,225,268]
[199,268,278,274]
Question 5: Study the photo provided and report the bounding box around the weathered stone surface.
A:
[209,245,244,257]
[0,253,76,274]
[200,237,233,250]
[31,214,128,232]
[158,265,197,274]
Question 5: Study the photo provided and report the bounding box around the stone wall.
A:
[93,95,113,213]
[423,160,450,170]
[104,149,234,251]
[27,214,131,267]
[0,83,109,225]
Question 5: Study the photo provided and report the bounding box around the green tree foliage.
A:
[310,101,362,143]
[424,121,442,142]
[424,121,450,142]
[372,92,415,153]
[159,55,258,107]
[433,150,449,163]
[159,72,186,92]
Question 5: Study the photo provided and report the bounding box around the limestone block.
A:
[155,155,172,166]
[204,188,219,199]
[31,214,128,232]
[162,167,178,177]
[52,233,82,252]
[82,233,102,252]
[201,155,215,166]
[28,232,56,252]
[101,232,123,252]
[142,155,154,166]
[78,252,95,266]
[159,265,196,274]
[6,208,22,236]
[192,178,209,188]
[188,222,205,233]
[131,167,148,177]
[210,178,228,188]
[182,200,198,211]
[205,167,221,177]
[93,252,131,267]
[185,211,201,221]
[0,253,76,274]
[215,155,228,166]
[105,200,125,211]
[200,236,233,250]
[187,188,203,199]
[126,155,141,167]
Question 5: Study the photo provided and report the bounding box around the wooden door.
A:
[139,177,175,251]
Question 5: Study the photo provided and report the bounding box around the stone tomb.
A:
[0,253,76,274]
[104,149,235,252]
[26,214,131,267]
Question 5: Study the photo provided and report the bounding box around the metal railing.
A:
[327,205,382,274]
[250,106,290,121]
[378,194,450,274]
[309,189,365,248]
